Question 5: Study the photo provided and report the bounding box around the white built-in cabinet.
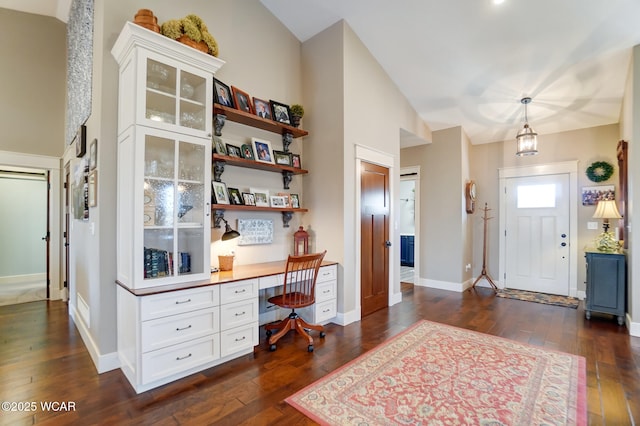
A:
[112,22,224,290]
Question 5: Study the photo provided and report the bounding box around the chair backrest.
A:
[280,251,327,307]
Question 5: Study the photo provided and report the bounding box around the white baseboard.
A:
[334,308,360,326]
[389,291,402,306]
[627,314,640,337]
[69,302,120,374]
[0,273,46,285]
[417,278,465,292]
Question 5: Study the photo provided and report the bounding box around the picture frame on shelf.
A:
[231,86,253,114]
[212,181,230,204]
[227,187,244,205]
[292,153,301,169]
[277,192,291,207]
[290,194,300,209]
[89,138,97,170]
[75,124,87,158]
[273,150,292,166]
[242,192,256,206]
[270,195,287,208]
[213,136,227,155]
[241,143,254,160]
[253,98,271,119]
[269,100,291,124]
[226,143,242,158]
[252,138,274,164]
[214,78,235,108]
[251,187,270,207]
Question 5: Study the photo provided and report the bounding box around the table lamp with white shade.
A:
[592,200,622,252]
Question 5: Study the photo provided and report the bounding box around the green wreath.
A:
[586,161,614,182]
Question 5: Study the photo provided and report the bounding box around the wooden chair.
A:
[265,251,327,352]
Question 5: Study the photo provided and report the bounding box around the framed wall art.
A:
[237,219,274,245]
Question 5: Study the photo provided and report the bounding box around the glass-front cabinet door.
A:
[140,128,210,286]
[141,54,212,138]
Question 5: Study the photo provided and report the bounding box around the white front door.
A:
[505,174,570,295]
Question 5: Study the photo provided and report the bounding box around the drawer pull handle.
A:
[323,290,330,293]
[176,325,192,331]
[234,289,247,293]
[235,336,246,342]
[322,309,330,313]
[235,311,246,316]
[175,299,192,305]
[176,353,192,361]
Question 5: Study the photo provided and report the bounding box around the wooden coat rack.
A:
[471,203,498,291]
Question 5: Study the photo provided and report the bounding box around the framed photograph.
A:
[273,150,292,166]
[270,195,287,208]
[214,78,235,108]
[212,181,230,204]
[242,192,256,206]
[277,192,291,207]
[213,136,227,155]
[270,100,291,124]
[292,153,301,169]
[88,170,97,207]
[250,187,270,207]
[241,143,255,160]
[252,138,274,164]
[582,185,615,206]
[290,193,300,209]
[253,98,272,119]
[231,86,253,114]
[226,144,242,158]
[227,187,244,205]
[89,138,97,170]
[75,124,87,158]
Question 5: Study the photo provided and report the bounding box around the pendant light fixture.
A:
[516,97,538,156]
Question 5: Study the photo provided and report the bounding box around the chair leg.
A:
[267,317,296,346]
[297,316,324,333]
[293,318,313,346]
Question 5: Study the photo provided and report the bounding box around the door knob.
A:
[561,242,567,247]
[385,241,392,247]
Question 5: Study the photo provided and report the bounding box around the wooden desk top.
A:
[117,260,338,297]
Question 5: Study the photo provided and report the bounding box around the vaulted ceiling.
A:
[4,0,640,147]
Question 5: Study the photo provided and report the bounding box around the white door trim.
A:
[498,161,578,297]
[0,150,61,301]
[354,144,396,320]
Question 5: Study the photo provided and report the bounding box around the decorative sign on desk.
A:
[238,219,273,245]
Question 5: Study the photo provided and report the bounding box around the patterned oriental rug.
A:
[286,320,586,425]
[497,288,580,309]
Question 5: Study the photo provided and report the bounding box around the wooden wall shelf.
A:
[213,204,308,213]
[214,104,308,138]
[213,154,308,175]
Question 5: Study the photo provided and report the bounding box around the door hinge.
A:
[64,280,68,288]
[64,182,68,189]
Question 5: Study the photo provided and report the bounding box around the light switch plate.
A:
[587,221,598,230]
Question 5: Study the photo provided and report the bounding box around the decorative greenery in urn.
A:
[290,104,304,128]
[160,14,219,57]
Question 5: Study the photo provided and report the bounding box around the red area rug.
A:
[286,320,586,425]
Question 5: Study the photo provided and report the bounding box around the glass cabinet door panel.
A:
[178,70,207,131]
[178,142,205,182]
[177,229,204,275]
[146,59,177,125]
[143,229,175,279]
[145,135,175,179]
[145,178,174,227]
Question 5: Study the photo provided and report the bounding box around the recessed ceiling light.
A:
[493,0,505,4]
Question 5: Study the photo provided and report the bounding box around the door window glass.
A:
[517,184,556,208]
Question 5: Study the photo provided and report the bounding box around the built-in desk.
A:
[116,259,338,393]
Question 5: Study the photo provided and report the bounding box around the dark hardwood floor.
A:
[1,285,639,425]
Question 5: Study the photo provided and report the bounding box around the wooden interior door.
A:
[360,161,390,316]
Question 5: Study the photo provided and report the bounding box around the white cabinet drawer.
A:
[220,299,259,330]
[141,334,220,384]
[317,265,337,283]
[141,286,220,321]
[315,299,337,323]
[220,323,258,358]
[141,306,219,353]
[315,281,336,303]
[259,274,283,290]
[220,279,258,303]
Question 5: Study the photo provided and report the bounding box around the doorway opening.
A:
[400,167,420,288]
[0,168,48,306]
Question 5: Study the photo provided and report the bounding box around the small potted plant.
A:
[290,104,304,128]
[160,14,219,57]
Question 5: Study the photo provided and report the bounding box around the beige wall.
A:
[0,9,66,157]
